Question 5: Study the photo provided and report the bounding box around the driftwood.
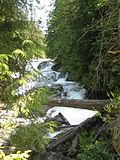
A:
[46,126,78,151]
[57,124,78,129]
[45,98,109,155]
[46,115,97,151]
[48,98,110,112]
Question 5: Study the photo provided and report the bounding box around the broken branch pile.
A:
[46,113,99,157]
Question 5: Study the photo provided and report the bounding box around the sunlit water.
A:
[23,58,86,99]
[0,59,97,142]
[23,59,97,128]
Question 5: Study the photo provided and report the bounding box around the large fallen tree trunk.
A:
[48,98,110,112]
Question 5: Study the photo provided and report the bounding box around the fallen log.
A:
[46,126,78,151]
[46,115,97,151]
[48,98,110,112]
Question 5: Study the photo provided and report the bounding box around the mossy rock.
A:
[112,115,120,155]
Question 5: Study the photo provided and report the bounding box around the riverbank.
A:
[0,100,120,160]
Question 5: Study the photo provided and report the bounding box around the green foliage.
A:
[74,131,119,160]
[0,150,31,160]
[0,0,46,104]
[73,91,120,159]
[10,122,52,152]
[0,54,10,78]
[13,87,50,117]
[0,1,50,156]
[46,0,119,96]
[6,151,31,160]
[104,90,120,123]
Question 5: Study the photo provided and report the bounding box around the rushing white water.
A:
[47,107,97,125]
[23,58,86,99]
[18,58,97,129]
[0,58,97,143]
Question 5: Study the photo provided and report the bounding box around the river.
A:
[21,58,97,127]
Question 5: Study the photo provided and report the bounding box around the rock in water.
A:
[50,84,63,98]
[112,115,120,155]
[37,61,48,69]
[51,63,60,71]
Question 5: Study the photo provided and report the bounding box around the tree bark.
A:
[112,115,120,155]
[46,115,97,151]
[112,1,120,154]
[118,0,120,47]
[48,98,110,112]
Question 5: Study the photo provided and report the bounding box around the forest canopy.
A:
[0,0,46,104]
[46,0,120,99]
[0,0,120,159]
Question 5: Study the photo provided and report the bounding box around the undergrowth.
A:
[74,90,120,160]
[74,130,119,160]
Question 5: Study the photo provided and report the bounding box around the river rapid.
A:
[22,58,96,126]
[0,58,97,152]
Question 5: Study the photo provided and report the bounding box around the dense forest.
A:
[46,0,120,99]
[0,0,120,160]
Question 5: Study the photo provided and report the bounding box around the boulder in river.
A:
[58,72,66,79]
[37,61,48,69]
[51,63,61,71]
[50,84,63,98]
[37,60,53,70]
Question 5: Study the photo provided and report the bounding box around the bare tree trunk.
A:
[112,114,120,154]
[112,1,120,154]
[118,0,120,47]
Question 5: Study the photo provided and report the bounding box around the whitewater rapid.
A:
[19,58,97,127]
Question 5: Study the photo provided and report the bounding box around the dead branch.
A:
[46,115,97,151]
